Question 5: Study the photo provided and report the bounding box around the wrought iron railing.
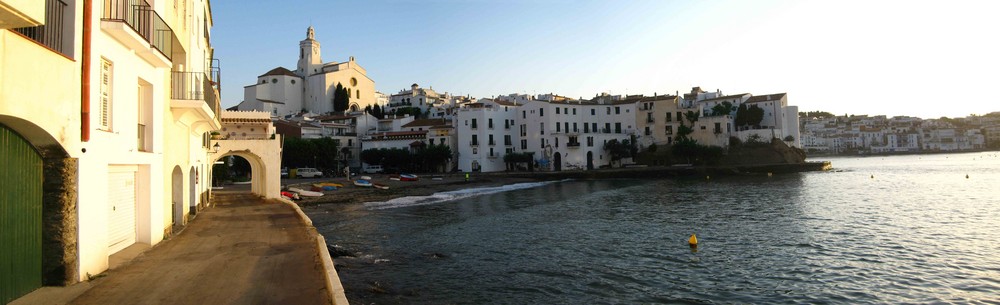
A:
[13,0,68,55]
[102,0,173,60]
[171,72,219,116]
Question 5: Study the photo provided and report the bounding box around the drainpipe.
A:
[81,0,93,142]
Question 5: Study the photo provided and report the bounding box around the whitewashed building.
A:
[1,0,225,300]
[456,99,521,172]
[238,26,377,116]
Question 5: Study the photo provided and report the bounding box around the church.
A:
[237,27,376,116]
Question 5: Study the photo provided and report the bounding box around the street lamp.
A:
[213,142,220,153]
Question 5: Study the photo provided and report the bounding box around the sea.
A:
[305,152,1000,304]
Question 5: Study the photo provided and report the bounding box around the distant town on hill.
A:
[798,111,1000,155]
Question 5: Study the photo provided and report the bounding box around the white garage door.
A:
[108,167,138,254]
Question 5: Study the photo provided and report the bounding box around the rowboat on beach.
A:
[353,179,373,187]
[373,183,389,190]
[400,174,419,181]
[288,187,323,197]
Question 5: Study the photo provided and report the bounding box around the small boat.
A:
[318,182,344,188]
[280,191,300,200]
[400,174,419,181]
[289,187,323,197]
[312,184,338,191]
[389,177,401,181]
[360,175,372,180]
[353,179,373,187]
[373,183,389,190]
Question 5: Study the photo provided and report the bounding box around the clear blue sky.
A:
[211,0,1000,119]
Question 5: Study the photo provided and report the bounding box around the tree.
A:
[604,139,635,167]
[735,104,764,129]
[333,83,350,112]
[684,110,700,125]
[415,144,452,172]
[710,102,735,116]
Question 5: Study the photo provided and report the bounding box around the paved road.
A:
[68,192,331,305]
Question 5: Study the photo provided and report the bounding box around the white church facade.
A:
[238,27,377,116]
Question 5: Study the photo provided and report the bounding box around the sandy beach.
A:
[286,174,544,206]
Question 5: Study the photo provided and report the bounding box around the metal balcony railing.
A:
[470,140,479,146]
[102,0,173,60]
[171,72,219,116]
[567,141,581,147]
[13,0,68,55]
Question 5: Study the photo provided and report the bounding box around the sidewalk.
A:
[17,192,332,305]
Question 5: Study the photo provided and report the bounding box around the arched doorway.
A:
[171,166,184,229]
[553,152,562,171]
[211,151,269,197]
[587,151,594,170]
[1,125,42,303]
[189,167,198,215]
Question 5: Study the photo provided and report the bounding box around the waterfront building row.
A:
[799,113,1000,154]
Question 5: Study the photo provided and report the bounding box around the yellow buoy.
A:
[688,234,698,248]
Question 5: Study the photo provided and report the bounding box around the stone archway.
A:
[587,151,594,170]
[210,149,279,198]
[189,167,198,215]
[553,152,562,171]
[0,117,78,292]
[171,166,184,228]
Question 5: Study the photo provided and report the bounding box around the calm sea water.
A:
[306,152,1000,304]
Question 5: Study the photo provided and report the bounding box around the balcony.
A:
[470,140,479,146]
[504,141,513,146]
[567,141,581,148]
[101,0,174,68]
[488,140,496,146]
[10,0,69,55]
[1,0,46,29]
[646,117,655,123]
[170,71,221,134]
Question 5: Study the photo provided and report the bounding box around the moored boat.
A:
[400,174,419,181]
[289,187,323,197]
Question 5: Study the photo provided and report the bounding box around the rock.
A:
[327,244,356,258]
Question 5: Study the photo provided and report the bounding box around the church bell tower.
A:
[297,26,322,76]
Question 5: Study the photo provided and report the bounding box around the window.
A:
[591,109,596,115]
[350,77,358,86]
[605,123,611,133]
[573,108,577,115]
[666,125,673,135]
[607,107,611,115]
[472,135,479,146]
[587,136,594,147]
[357,89,360,99]
[615,123,622,134]
[291,79,296,84]
[138,80,153,151]
[564,122,569,133]
[521,139,527,150]
[557,123,561,132]
[540,108,544,116]
[592,123,597,133]
[505,135,512,146]
[100,58,113,130]
[489,134,495,146]
[584,123,589,133]
[473,147,478,154]
[666,112,672,122]
[271,78,277,83]
[523,111,526,119]
[488,118,494,129]
[556,108,560,114]
[615,107,620,114]
[573,123,578,132]
[540,139,545,149]
[555,137,559,148]
[564,107,568,114]
[541,123,544,134]
[471,118,478,129]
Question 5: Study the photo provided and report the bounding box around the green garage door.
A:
[0,125,43,303]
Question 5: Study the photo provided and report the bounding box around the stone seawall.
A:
[464,161,832,181]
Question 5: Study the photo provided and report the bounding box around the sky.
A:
[211,0,1000,119]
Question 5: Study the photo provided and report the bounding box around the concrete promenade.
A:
[44,192,331,304]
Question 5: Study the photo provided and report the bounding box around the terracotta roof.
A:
[259,67,301,78]
[402,119,449,128]
[746,93,787,103]
[312,114,355,121]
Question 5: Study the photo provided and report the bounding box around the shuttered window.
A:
[100,58,113,130]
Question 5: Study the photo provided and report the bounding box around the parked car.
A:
[296,168,323,178]
[281,168,288,178]
[363,165,383,174]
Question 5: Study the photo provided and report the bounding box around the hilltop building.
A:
[237,26,377,116]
